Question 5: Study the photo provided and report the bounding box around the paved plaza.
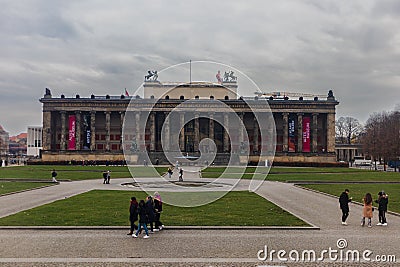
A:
[0,167,399,266]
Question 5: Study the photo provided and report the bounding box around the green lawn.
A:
[0,182,54,195]
[201,167,400,182]
[0,165,167,181]
[301,184,400,213]
[0,190,308,227]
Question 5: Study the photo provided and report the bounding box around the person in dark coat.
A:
[339,189,352,225]
[145,196,155,233]
[51,169,58,183]
[127,197,139,235]
[132,200,150,238]
[178,168,183,181]
[375,191,389,226]
[154,192,164,230]
[102,171,108,184]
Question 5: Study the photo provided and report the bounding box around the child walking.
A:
[132,200,150,239]
[361,193,374,228]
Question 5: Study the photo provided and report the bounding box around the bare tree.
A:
[335,116,362,144]
[362,110,400,171]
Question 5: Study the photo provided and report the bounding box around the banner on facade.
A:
[68,115,76,150]
[302,116,311,152]
[288,117,296,152]
[83,114,91,149]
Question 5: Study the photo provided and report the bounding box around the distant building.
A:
[27,126,43,157]
[8,132,27,156]
[335,143,364,163]
[39,79,339,165]
[0,125,9,160]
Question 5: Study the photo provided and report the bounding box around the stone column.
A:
[223,113,229,152]
[60,111,66,151]
[105,111,111,151]
[297,113,303,152]
[135,112,140,151]
[253,115,259,153]
[208,113,215,153]
[90,111,96,151]
[282,112,289,152]
[120,111,125,150]
[42,111,52,150]
[179,113,185,151]
[163,112,170,151]
[312,113,318,153]
[239,112,244,145]
[75,111,81,150]
[326,112,336,153]
[194,112,200,152]
[149,112,156,151]
[209,113,214,140]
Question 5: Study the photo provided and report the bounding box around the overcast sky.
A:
[1,0,399,135]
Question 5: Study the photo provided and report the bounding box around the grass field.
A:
[301,184,400,214]
[0,165,167,180]
[0,182,54,195]
[0,190,308,227]
[201,167,400,182]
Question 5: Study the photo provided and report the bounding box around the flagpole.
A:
[189,60,192,84]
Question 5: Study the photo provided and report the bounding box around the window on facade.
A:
[111,144,119,150]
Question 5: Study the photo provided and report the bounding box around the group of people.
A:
[339,189,389,227]
[128,192,164,239]
[167,166,184,181]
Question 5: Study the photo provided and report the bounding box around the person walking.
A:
[154,192,164,230]
[167,167,173,179]
[102,171,108,184]
[106,170,111,184]
[361,192,374,227]
[145,196,155,233]
[51,169,58,183]
[375,191,389,226]
[127,197,139,235]
[132,200,150,239]
[178,167,183,182]
[339,189,352,225]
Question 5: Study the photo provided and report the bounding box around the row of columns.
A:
[56,111,124,151]
[282,112,320,153]
[43,110,335,154]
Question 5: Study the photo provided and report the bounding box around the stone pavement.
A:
[0,169,399,266]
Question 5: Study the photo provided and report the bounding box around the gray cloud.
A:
[0,0,400,135]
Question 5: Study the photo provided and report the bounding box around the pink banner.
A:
[68,115,76,150]
[302,116,311,152]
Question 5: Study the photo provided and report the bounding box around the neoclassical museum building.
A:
[39,78,339,165]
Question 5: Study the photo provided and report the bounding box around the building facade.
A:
[39,81,339,164]
[27,126,43,157]
[0,125,9,161]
